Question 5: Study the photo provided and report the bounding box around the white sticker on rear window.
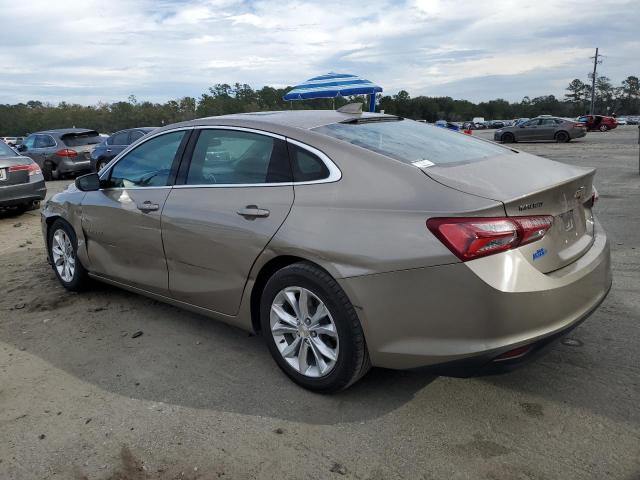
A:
[412,159,435,168]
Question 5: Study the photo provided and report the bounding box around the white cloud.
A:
[0,0,637,104]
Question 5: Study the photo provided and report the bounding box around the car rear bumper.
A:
[0,180,47,206]
[57,158,92,174]
[339,221,611,370]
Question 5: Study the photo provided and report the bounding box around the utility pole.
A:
[589,48,602,114]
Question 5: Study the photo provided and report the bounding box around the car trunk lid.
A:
[0,156,32,185]
[418,152,597,273]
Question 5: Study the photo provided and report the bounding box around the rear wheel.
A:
[43,162,59,181]
[599,124,609,132]
[47,219,89,291]
[501,132,515,143]
[260,262,370,392]
[555,131,570,143]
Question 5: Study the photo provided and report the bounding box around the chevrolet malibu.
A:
[41,110,611,392]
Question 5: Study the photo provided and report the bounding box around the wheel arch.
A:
[248,254,341,334]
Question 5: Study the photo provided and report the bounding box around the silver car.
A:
[41,110,611,392]
[0,141,46,211]
[495,116,587,143]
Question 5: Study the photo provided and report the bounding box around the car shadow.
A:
[1,261,435,425]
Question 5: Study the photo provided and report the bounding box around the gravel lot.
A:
[1,126,639,480]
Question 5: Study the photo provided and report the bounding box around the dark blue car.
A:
[90,127,157,172]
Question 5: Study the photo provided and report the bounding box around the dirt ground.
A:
[1,127,639,480]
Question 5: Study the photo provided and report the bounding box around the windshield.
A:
[0,141,16,157]
[312,119,513,166]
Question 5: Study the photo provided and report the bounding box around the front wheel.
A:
[501,132,515,143]
[555,131,570,143]
[260,262,370,392]
[47,219,89,291]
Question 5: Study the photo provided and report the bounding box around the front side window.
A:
[108,131,186,188]
[22,135,36,149]
[186,129,290,185]
[313,119,513,166]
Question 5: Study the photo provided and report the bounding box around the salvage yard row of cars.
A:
[37,109,611,392]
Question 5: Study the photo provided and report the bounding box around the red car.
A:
[577,115,618,132]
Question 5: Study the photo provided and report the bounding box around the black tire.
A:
[42,162,53,181]
[260,262,370,392]
[555,131,570,143]
[599,124,608,132]
[17,200,40,212]
[47,219,90,291]
[501,132,515,143]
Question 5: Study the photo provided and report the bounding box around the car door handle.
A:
[106,149,112,153]
[237,205,270,219]
[137,201,159,212]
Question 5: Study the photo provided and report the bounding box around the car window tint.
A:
[186,129,291,185]
[35,135,55,148]
[130,130,146,142]
[112,131,129,145]
[288,144,329,182]
[62,132,102,147]
[313,119,513,166]
[0,141,15,157]
[23,136,36,149]
[541,119,556,126]
[109,131,185,188]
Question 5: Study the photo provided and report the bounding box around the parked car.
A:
[495,116,587,143]
[42,111,611,392]
[577,115,618,132]
[0,140,46,211]
[90,127,157,172]
[434,120,460,131]
[17,129,102,180]
[625,116,639,125]
[616,117,627,126]
[486,120,506,129]
[2,136,24,147]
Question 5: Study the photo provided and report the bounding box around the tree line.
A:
[1,76,638,136]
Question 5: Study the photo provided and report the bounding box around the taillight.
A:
[55,148,78,157]
[426,215,554,261]
[8,163,42,176]
[585,187,599,208]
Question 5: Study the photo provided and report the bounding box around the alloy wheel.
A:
[270,286,339,378]
[51,229,75,282]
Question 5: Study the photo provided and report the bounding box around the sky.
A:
[0,0,638,105]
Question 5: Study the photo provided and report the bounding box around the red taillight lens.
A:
[8,163,42,176]
[427,215,554,261]
[55,148,78,157]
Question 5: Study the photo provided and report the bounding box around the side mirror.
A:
[75,173,101,191]
[16,144,27,152]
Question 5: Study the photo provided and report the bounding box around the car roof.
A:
[33,128,98,135]
[191,110,391,130]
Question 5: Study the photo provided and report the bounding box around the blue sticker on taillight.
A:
[533,248,547,260]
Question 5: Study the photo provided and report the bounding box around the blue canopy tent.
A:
[282,72,383,112]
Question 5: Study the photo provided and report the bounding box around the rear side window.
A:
[288,144,329,182]
[130,130,146,142]
[186,129,291,185]
[111,131,130,145]
[312,119,513,166]
[62,131,102,147]
[0,141,15,157]
[35,135,56,148]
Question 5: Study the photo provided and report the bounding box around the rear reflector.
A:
[493,345,532,362]
[8,163,42,176]
[55,148,78,157]
[426,215,554,261]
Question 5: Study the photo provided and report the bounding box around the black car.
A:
[90,127,157,172]
[17,129,102,180]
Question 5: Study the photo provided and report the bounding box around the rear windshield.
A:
[0,141,16,157]
[61,131,102,147]
[312,119,513,166]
